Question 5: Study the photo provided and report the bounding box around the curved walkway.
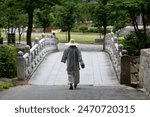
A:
[28,50,118,86]
[28,43,117,86]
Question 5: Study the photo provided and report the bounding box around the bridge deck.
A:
[29,50,119,86]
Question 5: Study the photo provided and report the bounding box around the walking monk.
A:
[61,39,85,90]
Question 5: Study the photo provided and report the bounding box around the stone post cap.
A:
[118,44,124,49]
[122,49,128,55]
[18,51,24,56]
[47,34,51,37]
[25,45,31,53]
[113,37,118,43]
[25,45,30,49]
[34,37,39,44]
[41,33,46,38]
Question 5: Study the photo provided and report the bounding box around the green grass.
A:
[1,32,102,44]
[56,32,101,44]
[0,82,14,91]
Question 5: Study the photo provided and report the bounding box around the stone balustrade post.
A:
[41,33,46,38]
[113,37,118,43]
[17,51,26,80]
[118,44,123,53]
[139,49,150,93]
[25,45,31,66]
[25,45,31,54]
[34,37,39,45]
[120,55,131,85]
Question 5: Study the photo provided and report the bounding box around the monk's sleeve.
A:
[61,49,67,63]
[78,49,84,66]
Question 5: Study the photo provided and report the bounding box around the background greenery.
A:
[1,31,101,44]
[0,45,17,78]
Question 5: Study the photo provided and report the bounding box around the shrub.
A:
[0,45,17,78]
[0,82,14,90]
[119,30,150,56]
[79,26,88,33]
[87,27,99,33]
[71,27,80,32]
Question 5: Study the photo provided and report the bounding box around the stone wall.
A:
[130,56,140,84]
[139,49,150,93]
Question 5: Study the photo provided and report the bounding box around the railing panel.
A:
[105,33,130,85]
[17,35,58,80]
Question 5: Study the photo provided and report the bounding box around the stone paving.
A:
[28,51,118,86]
[0,43,149,100]
[0,85,149,100]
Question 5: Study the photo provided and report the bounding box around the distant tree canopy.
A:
[0,0,150,49]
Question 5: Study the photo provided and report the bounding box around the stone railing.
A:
[17,35,58,80]
[105,33,130,85]
[139,49,150,93]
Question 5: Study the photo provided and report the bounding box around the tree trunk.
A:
[18,27,24,44]
[99,28,101,39]
[19,34,21,44]
[43,28,46,33]
[27,10,34,47]
[129,9,139,37]
[18,28,21,44]
[102,15,107,50]
[141,4,147,38]
[103,25,107,50]
[68,28,71,42]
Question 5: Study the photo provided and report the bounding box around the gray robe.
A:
[61,46,84,71]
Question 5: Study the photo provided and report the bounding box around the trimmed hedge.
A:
[0,45,17,78]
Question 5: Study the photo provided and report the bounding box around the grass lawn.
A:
[1,32,103,44]
[56,32,101,44]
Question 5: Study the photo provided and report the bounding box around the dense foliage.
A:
[0,45,17,78]
[0,0,150,55]
[120,30,150,56]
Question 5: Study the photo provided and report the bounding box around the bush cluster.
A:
[120,30,150,56]
[71,26,99,33]
[0,82,14,90]
[0,45,17,78]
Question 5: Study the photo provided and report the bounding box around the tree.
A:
[0,0,27,42]
[35,9,54,33]
[92,0,111,50]
[15,0,60,47]
[0,0,7,28]
[111,0,150,55]
[111,0,147,38]
[54,1,77,41]
[109,7,129,33]
[15,13,28,43]
[76,2,92,25]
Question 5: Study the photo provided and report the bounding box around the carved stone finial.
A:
[41,33,45,38]
[34,37,39,45]
[18,51,24,56]
[113,37,118,43]
[122,49,128,55]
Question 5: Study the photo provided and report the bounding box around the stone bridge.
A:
[17,33,130,86]
[16,33,150,93]
[0,33,150,100]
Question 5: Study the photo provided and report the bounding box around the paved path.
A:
[0,85,149,100]
[29,51,118,86]
[29,43,117,86]
[0,43,149,100]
